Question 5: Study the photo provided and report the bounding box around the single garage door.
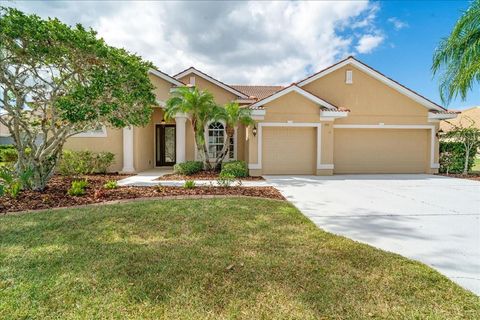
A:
[334,129,429,174]
[262,127,316,175]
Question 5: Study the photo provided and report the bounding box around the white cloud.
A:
[4,1,384,84]
[356,34,384,54]
[388,17,409,30]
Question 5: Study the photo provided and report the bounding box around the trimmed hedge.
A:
[0,146,17,163]
[58,150,115,175]
[439,141,477,173]
[221,160,248,178]
[173,161,203,175]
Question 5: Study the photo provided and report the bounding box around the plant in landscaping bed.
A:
[221,160,248,178]
[440,119,479,174]
[0,165,32,198]
[58,150,115,176]
[173,161,203,175]
[212,102,254,169]
[103,180,118,190]
[183,180,196,189]
[217,172,236,187]
[165,87,221,170]
[0,147,18,163]
[68,180,89,196]
[0,7,156,190]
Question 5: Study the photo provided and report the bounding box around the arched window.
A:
[207,122,235,159]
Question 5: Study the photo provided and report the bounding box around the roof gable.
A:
[174,67,249,99]
[148,69,184,87]
[249,85,339,110]
[297,57,446,112]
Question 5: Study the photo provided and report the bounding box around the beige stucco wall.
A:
[149,74,175,102]
[178,74,238,105]
[248,62,439,175]
[64,127,123,172]
[303,64,430,125]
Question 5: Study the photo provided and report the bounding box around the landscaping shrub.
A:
[183,180,196,189]
[439,141,477,173]
[0,166,24,198]
[0,147,17,163]
[174,161,203,175]
[221,160,248,178]
[59,150,115,175]
[103,180,118,190]
[217,172,236,187]
[68,180,89,196]
[93,152,115,173]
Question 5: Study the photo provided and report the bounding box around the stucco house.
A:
[63,56,458,176]
[440,106,479,132]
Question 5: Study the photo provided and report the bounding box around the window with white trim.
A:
[345,70,353,84]
[207,122,235,160]
[73,125,107,138]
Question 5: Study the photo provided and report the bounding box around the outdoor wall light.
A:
[252,125,257,137]
[436,129,444,138]
[160,117,166,125]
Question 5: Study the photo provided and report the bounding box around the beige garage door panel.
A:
[334,129,428,174]
[263,127,316,175]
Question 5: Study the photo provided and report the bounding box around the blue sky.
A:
[359,1,478,110]
[5,1,478,110]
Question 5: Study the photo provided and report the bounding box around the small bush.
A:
[174,161,203,175]
[439,141,477,173]
[217,172,236,187]
[183,180,196,189]
[0,148,17,163]
[103,180,118,190]
[93,152,115,173]
[59,150,115,176]
[0,166,23,198]
[221,160,248,178]
[68,180,89,196]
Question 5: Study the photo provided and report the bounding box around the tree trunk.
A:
[463,144,471,175]
[214,129,233,171]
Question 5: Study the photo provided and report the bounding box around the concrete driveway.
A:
[264,174,480,295]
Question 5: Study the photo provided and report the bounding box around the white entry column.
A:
[121,126,135,173]
[174,113,188,164]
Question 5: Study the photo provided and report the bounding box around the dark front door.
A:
[156,124,176,166]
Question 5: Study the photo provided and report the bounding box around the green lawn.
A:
[0,199,478,319]
[472,157,480,172]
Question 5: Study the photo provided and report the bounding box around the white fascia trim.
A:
[248,122,326,170]
[297,58,445,112]
[320,110,349,121]
[148,69,184,87]
[251,109,266,121]
[333,124,439,169]
[249,86,337,109]
[174,68,249,99]
[428,112,458,120]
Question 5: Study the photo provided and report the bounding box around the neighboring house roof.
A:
[174,67,249,99]
[230,85,284,100]
[296,56,447,112]
[440,106,480,131]
[248,84,343,111]
[149,68,184,87]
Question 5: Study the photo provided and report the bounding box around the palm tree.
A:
[432,0,480,104]
[213,102,254,169]
[165,86,220,170]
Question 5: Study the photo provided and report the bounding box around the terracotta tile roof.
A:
[230,85,284,100]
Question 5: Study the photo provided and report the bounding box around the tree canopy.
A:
[0,7,157,189]
[432,0,480,104]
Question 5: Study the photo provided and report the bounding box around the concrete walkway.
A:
[117,169,269,187]
[264,174,480,295]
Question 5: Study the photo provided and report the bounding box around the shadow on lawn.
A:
[0,199,478,318]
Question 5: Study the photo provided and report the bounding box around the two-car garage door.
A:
[333,129,429,174]
[260,126,429,175]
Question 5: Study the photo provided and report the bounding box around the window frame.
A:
[73,125,108,138]
[201,120,237,161]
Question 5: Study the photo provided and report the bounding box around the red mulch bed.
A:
[437,173,480,181]
[157,171,264,181]
[0,175,284,215]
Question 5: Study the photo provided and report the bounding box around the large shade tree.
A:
[432,0,480,104]
[164,86,220,170]
[0,7,156,190]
